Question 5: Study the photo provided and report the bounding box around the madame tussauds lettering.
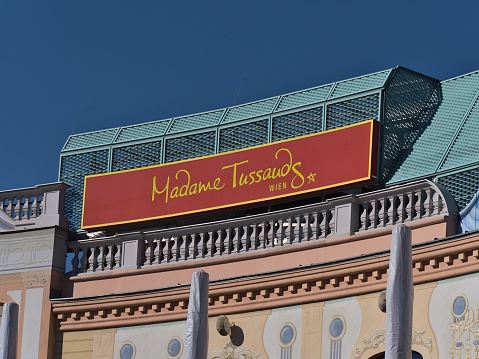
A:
[221,148,304,189]
[151,148,305,204]
[152,169,225,204]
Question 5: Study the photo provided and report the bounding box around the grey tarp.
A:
[0,302,19,359]
[184,270,209,359]
[385,224,413,359]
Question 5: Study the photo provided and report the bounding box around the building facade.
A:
[2,66,479,358]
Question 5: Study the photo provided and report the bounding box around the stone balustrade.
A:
[0,183,69,230]
[66,180,456,275]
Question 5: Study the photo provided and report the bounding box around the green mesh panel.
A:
[60,150,109,232]
[440,96,479,171]
[63,129,119,151]
[329,70,390,99]
[167,110,224,134]
[275,85,332,112]
[389,71,479,183]
[271,107,323,142]
[326,93,379,130]
[112,141,162,172]
[222,98,277,124]
[438,167,479,210]
[381,69,438,182]
[114,120,169,143]
[219,119,269,153]
[165,131,215,163]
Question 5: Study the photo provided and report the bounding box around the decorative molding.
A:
[208,342,259,359]
[355,328,385,358]
[412,328,432,352]
[53,231,479,331]
[354,328,432,358]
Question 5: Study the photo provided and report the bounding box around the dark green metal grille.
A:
[60,150,109,232]
[440,97,479,171]
[223,99,276,124]
[219,119,269,153]
[325,93,379,130]
[388,71,479,183]
[381,69,438,183]
[63,129,118,151]
[271,107,323,142]
[114,121,169,143]
[437,167,479,210]
[165,131,216,163]
[275,85,332,112]
[112,141,162,172]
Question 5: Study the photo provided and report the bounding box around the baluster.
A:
[109,244,116,269]
[213,230,220,257]
[359,202,367,231]
[234,226,242,253]
[328,209,335,237]
[194,233,202,258]
[251,224,260,250]
[171,236,179,262]
[162,238,171,262]
[71,247,80,275]
[221,227,231,255]
[408,192,414,221]
[433,190,442,214]
[294,215,301,243]
[385,196,393,226]
[95,246,103,271]
[206,231,215,257]
[100,245,106,270]
[278,218,289,246]
[82,247,91,273]
[397,194,405,223]
[271,220,279,247]
[144,239,152,265]
[18,197,25,220]
[37,195,44,216]
[246,226,253,252]
[218,229,225,255]
[311,212,319,239]
[305,213,312,241]
[31,195,38,218]
[412,191,419,220]
[203,232,210,257]
[264,220,271,248]
[153,238,160,264]
[426,188,433,216]
[180,235,188,261]
[259,221,266,249]
[105,245,111,270]
[369,200,377,229]
[115,243,121,268]
[4,199,11,218]
[319,210,326,238]
[13,198,19,219]
[288,217,294,244]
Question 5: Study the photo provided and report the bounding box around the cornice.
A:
[53,231,479,331]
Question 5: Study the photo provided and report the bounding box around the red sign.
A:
[82,120,378,229]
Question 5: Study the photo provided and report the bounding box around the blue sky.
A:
[1,1,478,191]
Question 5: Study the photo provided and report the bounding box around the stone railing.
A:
[66,180,456,275]
[0,183,69,230]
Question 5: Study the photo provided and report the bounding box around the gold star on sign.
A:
[307,172,316,184]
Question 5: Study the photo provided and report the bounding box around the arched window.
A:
[371,351,423,359]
